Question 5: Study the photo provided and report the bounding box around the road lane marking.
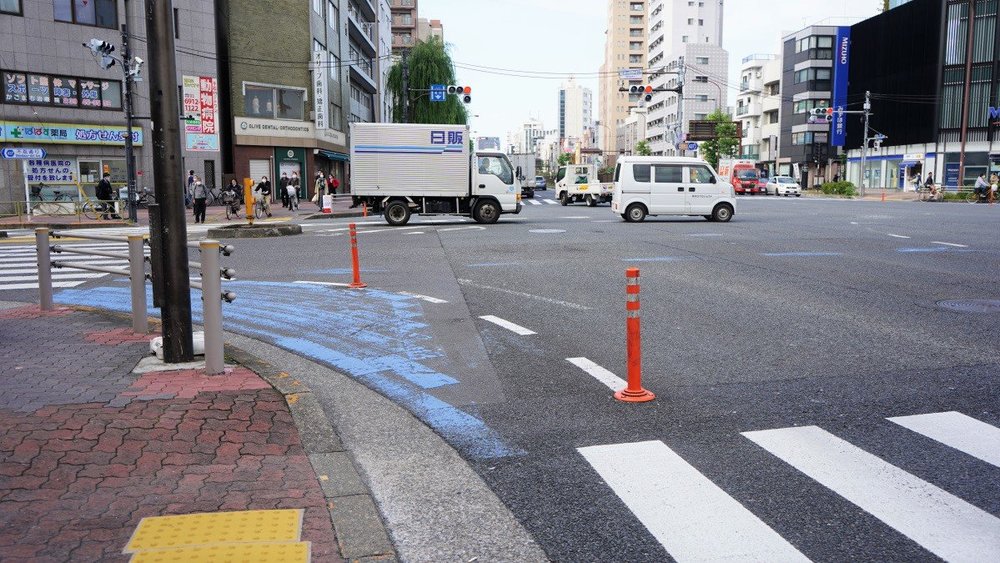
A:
[578,441,809,563]
[743,425,1000,562]
[293,280,354,288]
[761,252,842,257]
[467,262,521,268]
[528,229,566,234]
[888,411,1000,468]
[0,281,90,290]
[527,200,542,205]
[688,233,723,237]
[887,234,911,239]
[623,256,697,263]
[478,315,536,336]
[542,199,559,205]
[931,241,968,248]
[566,358,625,391]
[564,216,590,219]
[404,231,425,235]
[438,226,486,232]
[397,291,448,304]
[457,279,592,311]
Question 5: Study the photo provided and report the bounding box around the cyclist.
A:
[95,173,121,219]
[974,174,990,202]
[254,176,272,217]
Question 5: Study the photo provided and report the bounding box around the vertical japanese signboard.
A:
[831,27,851,147]
[183,76,220,152]
[313,51,328,130]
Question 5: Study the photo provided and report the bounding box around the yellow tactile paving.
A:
[129,541,311,562]
[124,510,304,553]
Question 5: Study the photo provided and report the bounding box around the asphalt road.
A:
[7,193,999,561]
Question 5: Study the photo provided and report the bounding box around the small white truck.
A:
[554,164,612,206]
[508,153,537,198]
[350,123,522,225]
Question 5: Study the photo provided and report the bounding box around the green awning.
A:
[318,150,350,162]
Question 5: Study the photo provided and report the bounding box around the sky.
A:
[418,0,882,142]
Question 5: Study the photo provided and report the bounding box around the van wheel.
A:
[385,201,411,226]
[712,203,733,223]
[559,192,569,206]
[474,200,501,224]
[624,203,647,223]
[586,195,597,207]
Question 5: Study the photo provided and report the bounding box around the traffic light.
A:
[448,85,472,103]
[87,39,116,69]
[809,106,833,124]
[629,84,654,103]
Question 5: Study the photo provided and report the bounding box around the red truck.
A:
[717,159,761,195]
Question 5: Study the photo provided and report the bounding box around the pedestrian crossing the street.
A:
[579,411,1000,562]
[0,243,131,291]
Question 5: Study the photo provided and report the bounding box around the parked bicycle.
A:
[29,183,72,215]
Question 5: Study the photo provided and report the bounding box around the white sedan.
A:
[766,176,802,196]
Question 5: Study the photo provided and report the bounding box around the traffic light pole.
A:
[145,0,194,363]
[860,90,871,197]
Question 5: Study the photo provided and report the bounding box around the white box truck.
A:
[554,164,613,206]
[508,153,537,198]
[351,123,522,225]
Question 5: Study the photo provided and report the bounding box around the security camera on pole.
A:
[83,6,143,224]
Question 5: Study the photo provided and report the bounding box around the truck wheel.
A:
[712,203,733,223]
[473,200,500,224]
[384,201,411,226]
[559,192,569,206]
[624,203,646,223]
[586,195,597,207]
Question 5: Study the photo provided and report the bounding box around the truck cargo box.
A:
[350,123,470,198]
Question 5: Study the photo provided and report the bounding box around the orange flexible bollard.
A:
[881,188,885,202]
[616,268,655,403]
[348,223,367,289]
[362,203,368,217]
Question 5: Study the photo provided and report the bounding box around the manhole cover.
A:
[529,229,566,234]
[937,299,1000,313]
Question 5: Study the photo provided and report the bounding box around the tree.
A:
[557,152,573,166]
[387,38,467,125]
[698,109,740,170]
[634,140,652,156]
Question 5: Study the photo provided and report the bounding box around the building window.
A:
[243,84,306,120]
[53,0,117,29]
[793,99,830,113]
[687,18,693,24]
[1,0,22,15]
[696,56,709,64]
[2,69,121,109]
[328,1,339,32]
[312,0,323,14]
[329,53,340,82]
[699,19,704,26]
[682,36,688,43]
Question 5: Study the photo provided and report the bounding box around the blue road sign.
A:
[687,142,698,151]
[430,84,446,103]
[1,147,47,159]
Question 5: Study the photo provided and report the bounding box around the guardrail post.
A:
[616,268,654,403]
[128,235,148,333]
[35,228,54,311]
[200,240,224,375]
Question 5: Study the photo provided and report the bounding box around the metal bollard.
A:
[127,235,148,334]
[200,240,224,375]
[616,268,655,403]
[348,223,368,289]
[35,228,54,311]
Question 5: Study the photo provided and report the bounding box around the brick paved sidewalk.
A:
[0,305,343,562]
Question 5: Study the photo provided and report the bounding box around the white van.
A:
[611,156,736,222]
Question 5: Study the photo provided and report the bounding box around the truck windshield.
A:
[737,170,759,180]
[478,156,514,185]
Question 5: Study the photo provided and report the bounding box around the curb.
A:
[207,223,304,239]
[225,345,398,562]
[302,211,368,221]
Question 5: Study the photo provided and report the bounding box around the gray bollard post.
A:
[200,240,224,375]
[35,228,53,311]
[128,235,148,334]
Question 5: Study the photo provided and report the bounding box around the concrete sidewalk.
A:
[0,302,395,562]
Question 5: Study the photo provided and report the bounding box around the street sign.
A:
[687,142,698,151]
[430,84,446,103]
[619,68,643,81]
[1,147,46,159]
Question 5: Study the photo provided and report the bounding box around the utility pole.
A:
[121,3,138,224]
[145,0,194,363]
[860,90,871,197]
[677,57,685,156]
[401,49,410,124]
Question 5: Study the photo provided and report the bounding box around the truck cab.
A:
[555,164,613,206]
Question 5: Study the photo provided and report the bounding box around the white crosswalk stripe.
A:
[542,199,559,205]
[581,411,1000,562]
[0,243,131,291]
[526,199,542,205]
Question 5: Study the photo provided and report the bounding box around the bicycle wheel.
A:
[254,201,263,219]
[966,191,979,204]
[81,201,100,220]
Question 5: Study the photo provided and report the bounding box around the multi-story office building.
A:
[559,78,593,145]
[735,54,780,168]
[416,18,443,43]
[645,0,728,156]
[616,107,649,155]
[777,24,842,187]
[222,0,374,198]
[598,0,648,160]
[376,0,393,122]
[390,0,417,51]
[0,0,221,212]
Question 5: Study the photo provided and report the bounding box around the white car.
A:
[767,176,802,197]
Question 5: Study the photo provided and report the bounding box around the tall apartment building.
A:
[735,54,781,169]
[559,78,593,144]
[598,0,648,160]
[376,0,393,122]
[645,0,728,156]
[417,18,443,43]
[0,0,221,212]
[390,0,417,51]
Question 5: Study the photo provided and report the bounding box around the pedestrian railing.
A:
[35,228,236,375]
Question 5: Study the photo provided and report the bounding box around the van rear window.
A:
[633,164,651,182]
